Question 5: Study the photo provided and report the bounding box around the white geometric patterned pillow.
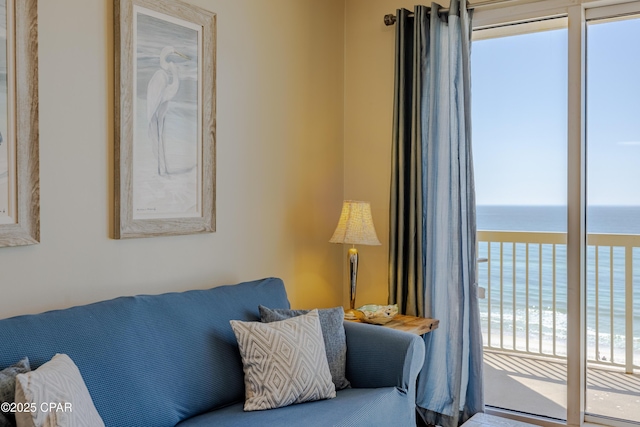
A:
[230,309,336,411]
[258,305,350,390]
[14,354,105,427]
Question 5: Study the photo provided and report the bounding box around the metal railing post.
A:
[626,246,634,374]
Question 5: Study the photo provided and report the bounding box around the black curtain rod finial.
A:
[384,14,397,26]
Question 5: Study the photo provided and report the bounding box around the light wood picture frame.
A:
[114,0,216,239]
[0,0,39,248]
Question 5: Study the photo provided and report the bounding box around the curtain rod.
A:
[383,0,526,25]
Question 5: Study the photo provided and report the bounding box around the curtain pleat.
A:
[388,1,484,426]
[389,7,424,318]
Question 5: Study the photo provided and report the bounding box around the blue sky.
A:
[471,17,640,206]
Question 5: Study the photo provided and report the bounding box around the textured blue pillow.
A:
[259,305,350,390]
[0,357,30,427]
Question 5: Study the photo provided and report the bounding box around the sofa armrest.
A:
[343,321,425,392]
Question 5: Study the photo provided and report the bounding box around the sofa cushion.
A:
[0,278,290,427]
[14,354,105,427]
[259,305,350,390]
[0,357,30,427]
[176,387,411,427]
[230,310,335,411]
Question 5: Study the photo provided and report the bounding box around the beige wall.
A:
[343,0,450,306]
[0,0,345,319]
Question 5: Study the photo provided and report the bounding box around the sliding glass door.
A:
[472,2,640,425]
[472,18,568,422]
[585,13,640,425]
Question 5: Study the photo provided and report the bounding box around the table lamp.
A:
[329,201,381,314]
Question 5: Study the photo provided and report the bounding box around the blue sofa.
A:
[0,278,425,426]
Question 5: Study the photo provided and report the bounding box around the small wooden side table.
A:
[382,314,439,335]
[347,314,439,336]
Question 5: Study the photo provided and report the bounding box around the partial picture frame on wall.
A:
[114,0,216,239]
[0,0,39,248]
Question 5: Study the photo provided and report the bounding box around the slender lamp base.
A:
[347,246,359,313]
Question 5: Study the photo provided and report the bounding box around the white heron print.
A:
[146,46,189,176]
[134,9,201,219]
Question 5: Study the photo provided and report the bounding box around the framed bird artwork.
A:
[114,0,216,239]
[0,0,39,248]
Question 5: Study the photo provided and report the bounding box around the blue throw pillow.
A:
[0,357,30,427]
[259,305,350,390]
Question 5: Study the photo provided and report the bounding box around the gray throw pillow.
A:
[259,305,350,390]
[0,357,30,427]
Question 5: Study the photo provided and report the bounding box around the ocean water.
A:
[478,205,640,234]
[476,205,640,364]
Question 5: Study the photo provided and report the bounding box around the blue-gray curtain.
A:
[388,1,484,426]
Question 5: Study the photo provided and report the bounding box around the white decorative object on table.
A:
[353,304,398,325]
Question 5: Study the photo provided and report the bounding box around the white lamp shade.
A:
[329,201,381,246]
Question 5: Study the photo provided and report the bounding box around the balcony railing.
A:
[477,230,640,373]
